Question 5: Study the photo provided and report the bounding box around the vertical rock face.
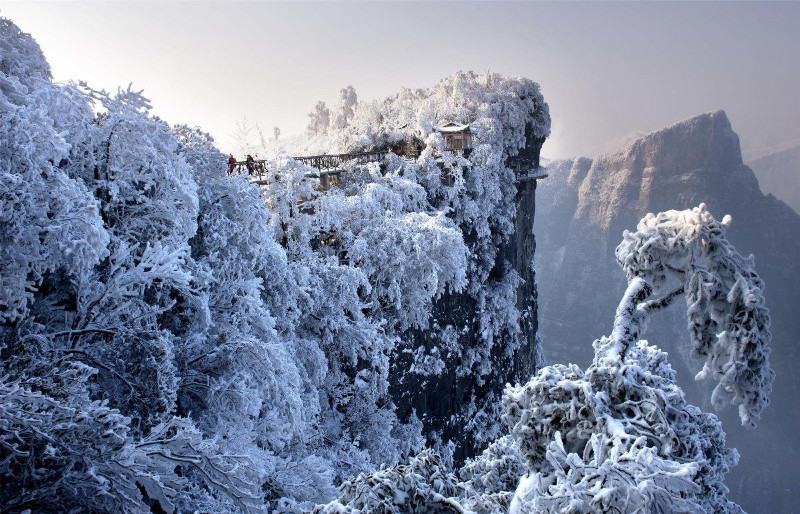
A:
[535,110,800,512]
[392,136,545,464]
[505,176,542,377]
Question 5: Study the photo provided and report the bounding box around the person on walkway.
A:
[245,154,254,175]
[227,154,236,174]
[255,154,265,175]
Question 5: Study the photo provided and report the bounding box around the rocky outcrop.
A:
[535,110,800,512]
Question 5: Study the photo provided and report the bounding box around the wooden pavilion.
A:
[433,122,473,153]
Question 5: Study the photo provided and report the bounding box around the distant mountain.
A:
[534,110,800,513]
[747,143,800,213]
[742,137,800,162]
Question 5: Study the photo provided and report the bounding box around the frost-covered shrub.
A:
[313,449,465,513]
[459,435,526,512]
[349,211,468,330]
[503,333,741,513]
[0,366,263,513]
[510,431,709,514]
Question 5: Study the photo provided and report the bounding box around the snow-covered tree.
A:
[332,85,358,130]
[307,100,331,136]
[615,204,774,428]
[231,114,257,156]
[501,205,771,513]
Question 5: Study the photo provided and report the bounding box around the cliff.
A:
[392,132,546,463]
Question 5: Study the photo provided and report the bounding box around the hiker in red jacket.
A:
[227,154,236,174]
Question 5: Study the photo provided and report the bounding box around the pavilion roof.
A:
[433,122,472,134]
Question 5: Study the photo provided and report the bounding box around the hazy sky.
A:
[1,1,798,159]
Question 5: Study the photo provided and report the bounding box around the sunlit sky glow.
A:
[2,1,798,159]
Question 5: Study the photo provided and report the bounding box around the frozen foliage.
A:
[313,449,465,513]
[615,204,774,428]
[295,71,550,160]
[458,435,526,512]
[0,34,273,505]
[307,101,331,136]
[503,332,741,513]
[1,364,263,513]
[0,19,108,323]
[0,18,50,82]
[0,18,421,511]
[333,85,358,131]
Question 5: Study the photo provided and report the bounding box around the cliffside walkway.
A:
[229,148,546,190]
[231,150,392,188]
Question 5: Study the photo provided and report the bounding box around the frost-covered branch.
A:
[616,204,774,427]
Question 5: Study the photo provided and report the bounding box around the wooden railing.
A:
[444,147,473,158]
[226,145,543,190]
[229,150,392,179]
[294,150,391,171]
